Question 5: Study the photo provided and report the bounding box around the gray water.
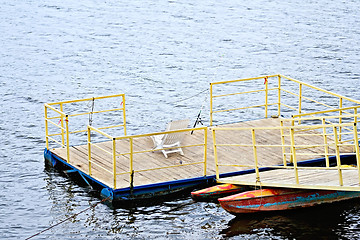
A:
[1,0,360,239]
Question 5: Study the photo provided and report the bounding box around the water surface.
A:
[1,0,360,239]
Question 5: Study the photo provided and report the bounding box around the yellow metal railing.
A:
[87,126,208,189]
[210,75,360,190]
[292,105,360,142]
[283,111,360,166]
[212,121,360,190]
[44,94,126,163]
[210,74,360,126]
[210,75,279,125]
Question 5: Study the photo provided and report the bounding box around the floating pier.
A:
[44,74,360,205]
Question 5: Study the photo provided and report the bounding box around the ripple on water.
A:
[1,0,360,239]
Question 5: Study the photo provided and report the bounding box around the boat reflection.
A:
[220,200,360,239]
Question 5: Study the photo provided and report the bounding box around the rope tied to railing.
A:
[176,88,208,104]
[25,196,112,240]
[255,176,264,210]
[191,90,208,135]
[130,170,134,196]
[89,97,95,126]
[57,118,69,125]
[255,176,262,190]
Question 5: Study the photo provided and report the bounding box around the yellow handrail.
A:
[44,94,127,164]
[210,74,360,126]
[87,125,208,189]
[210,74,279,85]
[212,103,277,114]
[45,75,360,191]
[46,94,126,105]
[279,74,360,105]
[212,121,360,190]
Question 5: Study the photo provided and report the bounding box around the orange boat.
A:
[218,188,360,214]
[191,184,250,201]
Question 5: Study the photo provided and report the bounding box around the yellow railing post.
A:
[60,103,65,147]
[87,126,92,176]
[354,107,359,154]
[44,105,49,149]
[212,128,219,180]
[280,120,287,166]
[129,137,134,189]
[355,108,358,124]
[353,123,360,184]
[278,75,281,117]
[265,77,268,118]
[289,119,295,163]
[210,83,213,126]
[322,118,330,168]
[251,129,260,181]
[339,98,343,142]
[333,126,343,186]
[203,128,207,176]
[298,83,302,123]
[289,127,299,184]
[122,95,127,136]
[65,115,70,163]
[112,137,117,189]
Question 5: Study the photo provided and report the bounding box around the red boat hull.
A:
[191,184,250,201]
[218,188,360,214]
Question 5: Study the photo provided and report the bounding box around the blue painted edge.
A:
[44,148,215,201]
[44,148,109,189]
[44,148,356,202]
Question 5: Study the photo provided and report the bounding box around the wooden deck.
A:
[218,168,360,191]
[51,118,356,190]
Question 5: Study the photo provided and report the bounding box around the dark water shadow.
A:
[220,199,360,239]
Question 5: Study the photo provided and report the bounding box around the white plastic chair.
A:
[151,119,190,158]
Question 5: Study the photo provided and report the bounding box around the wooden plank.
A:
[97,134,207,186]
[219,168,360,191]
[116,136,203,182]
[86,139,182,187]
[51,118,357,191]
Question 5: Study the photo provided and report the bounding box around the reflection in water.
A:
[221,200,360,239]
[30,168,360,239]
[2,0,360,238]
